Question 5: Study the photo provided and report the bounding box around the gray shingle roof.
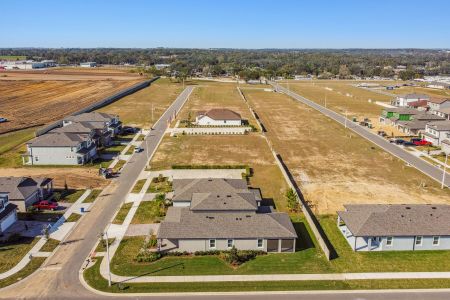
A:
[338,204,450,236]
[398,94,430,100]
[52,121,104,134]
[197,109,242,121]
[412,113,445,121]
[427,120,450,131]
[398,120,429,130]
[173,178,257,211]
[28,132,89,147]
[0,177,48,200]
[64,112,117,123]
[158,207,297,239]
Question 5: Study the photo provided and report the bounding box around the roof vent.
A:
[227,195,232,198]
[432,207,437,209]
[208,179,213,181]
[246,215,251,218]
[405,207,411,209]
[223,202,227,205]
[217,195,220,198]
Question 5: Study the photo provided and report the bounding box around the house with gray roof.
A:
[63,112,121,137]
[157,178,297,253]
[0,192,18,235]
[195,109,243,126]
[423,120,450,146]
[23,132,97,165]
[0,177,53,212]
[391,94,430,107]
[52,120,112,147]
[396,113,445,135]
[337,204,450,251]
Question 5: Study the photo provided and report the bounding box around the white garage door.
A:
[1,212,17,232]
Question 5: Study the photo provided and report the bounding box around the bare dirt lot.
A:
[0,77,142,134]
[0,167,108,189]
[242,88,450,214]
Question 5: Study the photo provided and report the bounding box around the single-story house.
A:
[63,112,121,137]
[157,178,297,253]
[406,100,429,111]
[52,121,112,147]
[195,109,243,126]
[0,177,53,212]
[0,193,18,235]
[24,132,97,165]
[433,107,450,120]
[391,94,430,107]
[423,120,450,146]
[80,62,97,68]
[337,204,450,251]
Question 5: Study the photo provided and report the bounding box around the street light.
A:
[442,152,449,189]
[100,227,112,287]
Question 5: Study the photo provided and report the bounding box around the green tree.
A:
[285,188,299,212]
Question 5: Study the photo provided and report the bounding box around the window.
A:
[257,239,263,248]
[35,156,39,162]
[433,236,440,246]
[415,236,423,246]
[386,236,393,246]
[209,239,216,249]
[227,239,234,248]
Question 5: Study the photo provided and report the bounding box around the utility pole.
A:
[344,110,348,129]
[442,152,449,189]
[102,230,112,287]
[151,103,154,123]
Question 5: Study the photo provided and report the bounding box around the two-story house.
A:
[63,112,122,137]
[379,108,420,126]
[423,120,450,146]
[0,192,18,235]
[52,121,112,147]
[396,113,445,136]
[24,132,97,165]
[157,178,297,253]
[0,177,53,212]
[428,98,450,114]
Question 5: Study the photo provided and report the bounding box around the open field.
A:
[241,88,450,214]
[0,55,26,60]
[97,78,183,128]
[0,77,142,134]
[176,81,258,124]
[280,80,393,120]
[150,82,289,210]
[0,68,141,81]
[389,85,450,98]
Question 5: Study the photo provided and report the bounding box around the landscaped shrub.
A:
[135,250,161,262]
[220,247,266,266]
[193,250,221,256]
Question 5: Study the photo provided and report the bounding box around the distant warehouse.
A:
[80,62,97,68]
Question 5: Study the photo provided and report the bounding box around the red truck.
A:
[412,139,432,146]
[33,200,58,211]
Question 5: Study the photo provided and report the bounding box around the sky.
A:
[1,0,449,49]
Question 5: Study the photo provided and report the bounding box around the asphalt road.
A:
[0,86,194,299]
[271,82,450,188]
[2,84,449,299]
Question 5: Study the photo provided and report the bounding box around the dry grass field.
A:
[241,88,450,214]
[150,82,290,211]
[389,86,450,98]
[97,78,183,128]
[281,80,393,119]
[0,77,142,134]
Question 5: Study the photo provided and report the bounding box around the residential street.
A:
[0,86,194,299]
[271,82,450,188]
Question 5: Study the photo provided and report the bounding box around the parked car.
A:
[0,117,8,123]
[134,146,144,153]
[410,138,422,143]
[395,139,406,145]
[413,139,432,146]
[122,126,137,134]
[403,141,416,147]
[377,130,387,137]
[33,200,58,211]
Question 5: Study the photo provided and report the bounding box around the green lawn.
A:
[125,145,135,155]
[112,202,133,225]
[95,238,116,252]
[147,177,172,193]
[131,179,147,193]
[40,238,60,252]
[112,159,127,173]
[66,213,82,222]
[110,214,450,277]
[101,144,126,155]
[320,215,450,272]
[0,237,38,273]
[0,55,26,60]
[56,189,86,203]
[82,189,102,203]
[0,128,35,168]
[0,258,46,289]
[130,200,167,224]
[85,258,450,293]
